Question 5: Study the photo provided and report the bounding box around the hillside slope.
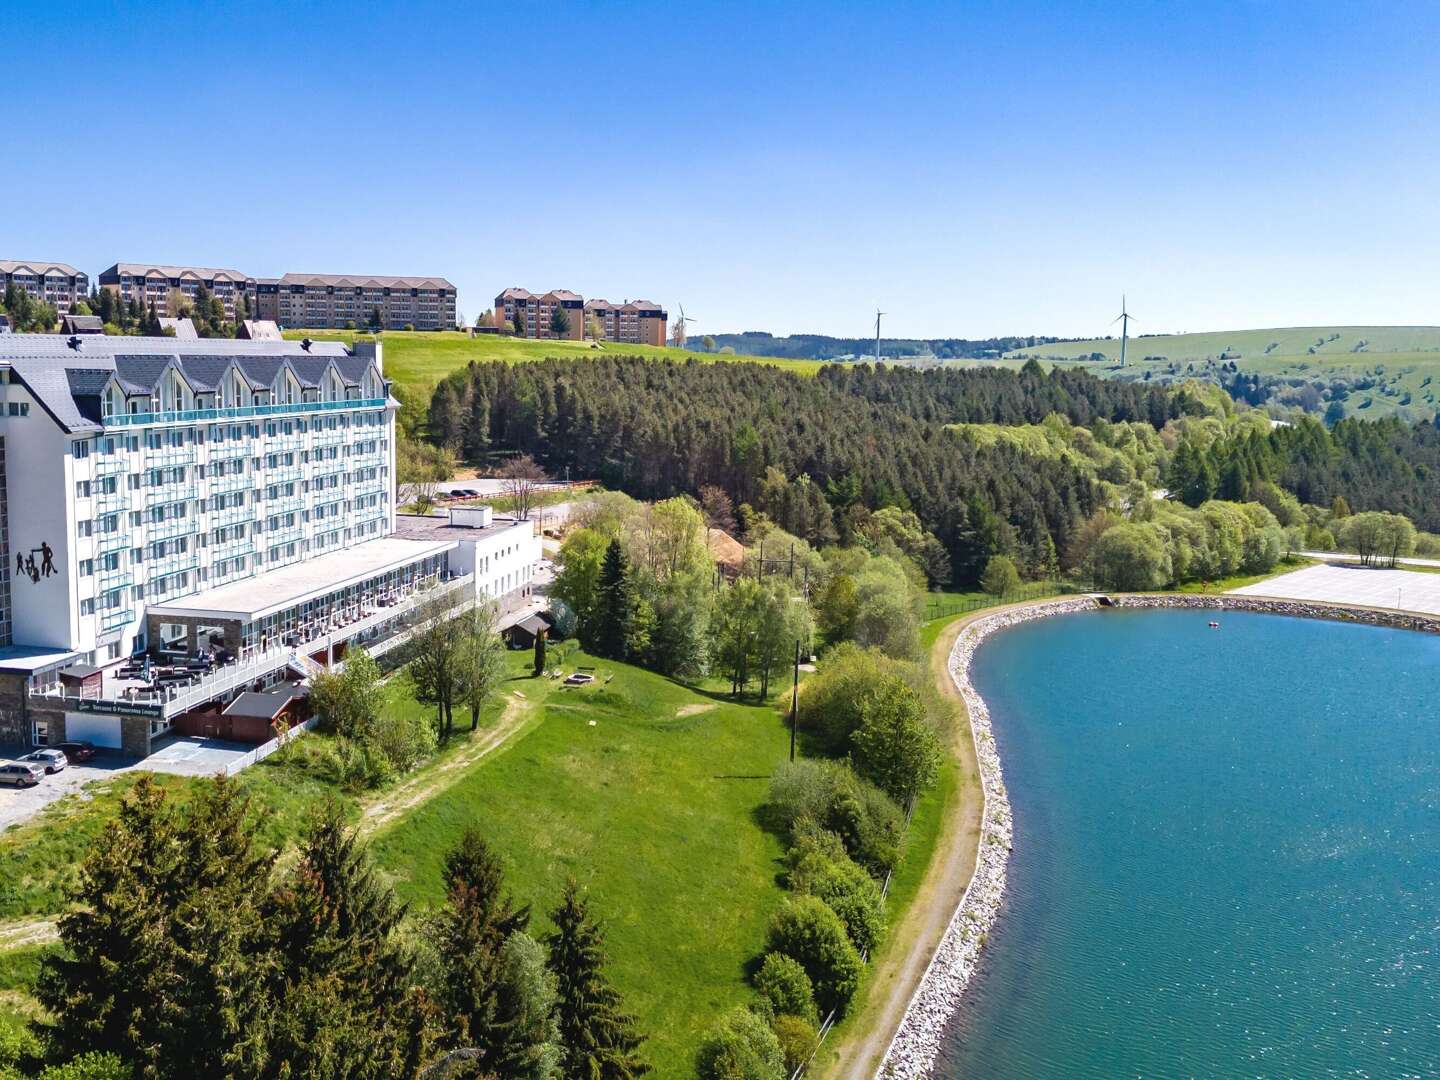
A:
[1003,325,1440,363]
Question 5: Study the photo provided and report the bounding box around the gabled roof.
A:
[157,317,198,339]
[0,334,357,434]
[238,319,282,341]
[280,272,454,290]
[100,263,255,284]
[0,260,85,278]
[496,287,534,301]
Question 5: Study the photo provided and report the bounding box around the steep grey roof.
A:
[0,260,85,277]
[0,334,364,434]
[157,317,198,340]
[280,272,454,290]
[100,263,254,284]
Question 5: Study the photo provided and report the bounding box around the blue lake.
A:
[938,609,1440,1079]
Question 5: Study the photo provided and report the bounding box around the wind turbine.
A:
[1112,296,1136,368]
[673,304,696,349]
[874,308,885,364]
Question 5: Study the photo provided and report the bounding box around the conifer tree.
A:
[260,803,432,1079]
[433,829,531,1061]
[36,777,275,1078]
[545,880,648,1079]
[593,539,637,660]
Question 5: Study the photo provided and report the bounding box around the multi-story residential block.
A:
[0,333,538,755]
[0,261,90,315]
[583,299,668,347]
[278,274,457,330]
[97,264,258,321]
[494,288,585,340]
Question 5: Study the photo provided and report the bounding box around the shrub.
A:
[789,849,887,955]
[546,598,578,640]
[980,554,1021,596]
[318,737,395,792]
[367,705,438,774]
[850,679,941,806]
[694,1007,785,1080]
[768,759,905,877]
[796,644,913,753]
[35,1054,132,1080]
[753,952,818,1025]
[771,1014,819,1075]
[765,896,863,1016]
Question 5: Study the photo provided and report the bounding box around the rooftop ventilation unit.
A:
[448,505,494,529]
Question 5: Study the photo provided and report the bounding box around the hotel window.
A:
[79,559,93,577]
[80,598,96,615]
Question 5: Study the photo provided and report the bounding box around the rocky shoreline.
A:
[874,592,1440,1079]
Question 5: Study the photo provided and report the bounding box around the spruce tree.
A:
[545,880,648,1079]
[259,803,431,1079]
[433,828,531,1060]
[594,539,636,660]
[35,777,275,1078]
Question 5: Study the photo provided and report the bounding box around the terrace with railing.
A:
[35,572,477,719]
[104,397,388,429]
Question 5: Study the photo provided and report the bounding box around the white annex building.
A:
[0,334,539,754]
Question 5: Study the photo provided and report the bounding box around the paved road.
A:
[1301,549,1440,569]
[1231,562,1440,616]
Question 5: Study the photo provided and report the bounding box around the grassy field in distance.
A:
[282,329,823,401]
[981,325,1440,421]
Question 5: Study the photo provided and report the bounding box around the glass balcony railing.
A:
[144,484,191,507]
[95,532,128,555]
[93,456,128,477]
[101,607,133,631]
[105,397,387,428]
[148,516,197,542]
[209,472,252,495]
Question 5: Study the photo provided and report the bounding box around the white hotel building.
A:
[0,334,538,754]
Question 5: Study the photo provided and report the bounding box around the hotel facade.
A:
[583,299,668,347]
[0,334,537,755]
[97,264,258,321]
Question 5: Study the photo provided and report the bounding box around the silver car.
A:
[0,762,45,787]
[19,748,66,774]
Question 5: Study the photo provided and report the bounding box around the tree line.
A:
[425,357,1205,586]
[7,781,646,1080]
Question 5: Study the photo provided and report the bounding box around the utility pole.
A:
[874,309,885,364]
[789,638,801,762]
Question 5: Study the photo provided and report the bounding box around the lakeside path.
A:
[815,601,1027,1080]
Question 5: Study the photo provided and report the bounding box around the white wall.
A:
[449,520,541,607]
[6,394,77,649]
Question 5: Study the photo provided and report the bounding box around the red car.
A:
[53,741,96,763]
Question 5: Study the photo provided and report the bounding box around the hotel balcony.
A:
[104,397,387,429]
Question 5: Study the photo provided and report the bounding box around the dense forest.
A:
[426,358,1204,584]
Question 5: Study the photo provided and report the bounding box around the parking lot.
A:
[0,735,259,830]
[1231,562,1440,616]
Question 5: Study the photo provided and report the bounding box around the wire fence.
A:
[923,578,1095,623]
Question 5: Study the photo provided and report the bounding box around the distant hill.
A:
[995,326,1440,424]
[1003,326,1440,364]
[694,331,1069,361]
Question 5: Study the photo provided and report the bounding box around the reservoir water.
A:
[938,609,1440,1079]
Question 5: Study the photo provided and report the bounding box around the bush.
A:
[796,644,913,753]
[754,952,818,1025]
[367,705,438,774]
[546,598,578,640]
[789,849,887,955]
[35,1054,132,1080]
[771,1014,818,1075]
[695,1007,785,1080]
[767,759,905,877]
[765,896,863,1016]
[316,737,395,792]
[980,554,1021,596]
[850,678,941,806]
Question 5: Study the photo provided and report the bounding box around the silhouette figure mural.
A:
[14,543,55,584]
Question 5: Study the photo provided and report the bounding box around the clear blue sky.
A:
[4,0,1439,339]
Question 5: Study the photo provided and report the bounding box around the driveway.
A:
[0,735,260,831]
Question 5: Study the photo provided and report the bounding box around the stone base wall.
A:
[876,593,1440,1079]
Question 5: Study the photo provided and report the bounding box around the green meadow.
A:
[282,329,822,402]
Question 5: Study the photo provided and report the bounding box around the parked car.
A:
[53,740,96,763]
[0,762,45,787]
[19,748,66,774]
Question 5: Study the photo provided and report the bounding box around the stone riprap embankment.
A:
[875,591,1440,1079]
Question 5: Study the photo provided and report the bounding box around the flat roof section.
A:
[392,512,532,543]
[148,536,456,622]
[0,645,81,675]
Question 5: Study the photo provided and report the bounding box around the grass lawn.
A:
[368,652,792,1076]
[281,329,823,403]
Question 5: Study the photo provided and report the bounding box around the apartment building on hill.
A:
[494,288,585,341]
[275,273,457,331]
[583,299,668,347]
[0,261,90,315]
[98,264,258,321]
